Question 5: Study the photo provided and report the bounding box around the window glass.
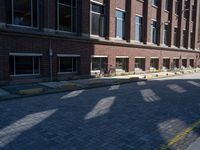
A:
[91,3,105,37]
[116,10,125,39]
[152,0,158,6]
[116,58,128,71]
[58,57,79,73]
[135,58,145,71]
[58,0,76,32]
[91,57,107,71]
[135,16,143,42]
[175,0,179,15]
[151,20,158,44]
[164,0,169,11]
[10,56,40,75]
[174,27,178,47]
[7,0,38,27]
[163,24,168,45]
[14,0,32,26]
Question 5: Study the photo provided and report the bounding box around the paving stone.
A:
[0,73,200,149]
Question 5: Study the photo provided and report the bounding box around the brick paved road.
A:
[1,73,200,150]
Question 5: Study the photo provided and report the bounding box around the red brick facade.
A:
[0,0,200,84]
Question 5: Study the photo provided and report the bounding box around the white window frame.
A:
[90,55,108,72]
[135,15,143,42]
[115,9,126,39]
[90,1,105,37]
[9,53,42,77]
[164,0,169,11]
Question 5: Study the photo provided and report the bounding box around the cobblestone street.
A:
[1,73,200,150]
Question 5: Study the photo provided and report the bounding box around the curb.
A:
[0,71,199,102]
[0,78,145,102]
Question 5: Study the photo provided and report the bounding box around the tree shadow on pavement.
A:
[1,77,200,150]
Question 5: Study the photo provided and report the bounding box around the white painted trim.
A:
[9,53,43,56]
[91,55,108,58]
[10,74,40,77]
[116,56,129,58]
[90,0,103,5]
[173,57,179,59]
[135,14,143,17]
[163,57,170,59]
[151,57,159,59]
[57,54,80,57]
[135,56,145,59]
[116,8,126,12]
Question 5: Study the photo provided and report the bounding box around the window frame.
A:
[163,23,168,46]
[115,9,126,40]
[8,0,39,28]
[135,15,143,42]
[174,27,178,47]
[57,0,77,33]
[90,56,108,72]
[57,55,80,74]
[9,53,42,77]
[164,0,170,11]
[152,0,158,7]
[151,20,158,44]
[90,1,105,37]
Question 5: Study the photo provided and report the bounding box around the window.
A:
[150,58,159,70]
[58,56,79,73]
[163,59,170,69]
[7,0,38,27]
[192,3,195,22]
[182,29,187,48]
[175,0,179,15]
[57,0,76,32]
[189,59,194,67]
[135,16,143,42]
[91,57,107,71]
[135,58,145,71]
[164,0,170,11]
[152,0,158,7]
[190,31,193,48]
[10,55,40,75]
[116,58,128,72]
[184,0,188,18]
[163,24,168,45]
[90,3,105,36]
[182,59,187,68]
[173,59,179,68]
[174,27,178,47]
[116,10,125,39]
[151,20,158,44]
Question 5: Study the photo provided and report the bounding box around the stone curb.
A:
[0,70,199,102]
[0,78,145,102]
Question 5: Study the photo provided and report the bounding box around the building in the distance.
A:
[0,0,200,84]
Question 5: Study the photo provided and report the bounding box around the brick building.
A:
[0,0,200,84]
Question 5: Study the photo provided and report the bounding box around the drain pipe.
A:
[48,0,53,81]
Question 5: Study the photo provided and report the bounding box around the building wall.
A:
[0,0,200,84]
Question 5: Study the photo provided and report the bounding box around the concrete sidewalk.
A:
[0,69,199,101]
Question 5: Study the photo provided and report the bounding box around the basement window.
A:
[57,56,79,73]
[10,55,40,76]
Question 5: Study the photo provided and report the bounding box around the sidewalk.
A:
[0,68,199,101]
